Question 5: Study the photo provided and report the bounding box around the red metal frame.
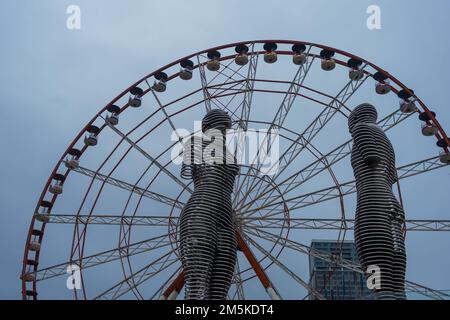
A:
[161,272,185,299]
[236,232,272,290]
[160,232,276,299]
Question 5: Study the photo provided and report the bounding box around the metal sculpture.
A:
[349,103,407,300]
[179,109,239,300]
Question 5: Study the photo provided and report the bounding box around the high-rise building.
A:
[309,240,373,300]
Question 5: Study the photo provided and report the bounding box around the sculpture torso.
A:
[351,124,398,201]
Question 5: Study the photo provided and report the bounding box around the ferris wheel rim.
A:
[21,39,450,300]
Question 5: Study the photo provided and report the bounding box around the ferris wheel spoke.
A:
[201,79,241,113]
[243,129,333,211]
[243,217,346,231]
[199,52,248,82]
[150,266,183,300]
[246,181,355,218]
[245,227,450,300]
[402,220,450,232]
[67,163,185,209]
[232,120,307,209]
[242,232,325,300]
[105,122,193,194]
[244,227,362,273]
[239,72,369,212]
[236,47,315,199]
[149,88,182,135]
[197,56,213,112]
[395,155,450,179]
[208,80,250,118]
[196,55,246,113]
[239,108,416,215]
[209,83,246,116]
[235,232,282,300]
[220,69,259,124]
[197,56,246,116]
[242,217,450,232]
[244,155,448,217]
[23,232,175,282]
[34,214,178,227]
[205,84,234,113]
[206,78,246,95]
[236,84,361,213]
[183,80,249,123]
[232,257,246,300]
[94,248,179,300]
[236,188,273,231]
[404,280,450,300]
[238,43,259,131]
[234,52,315,207]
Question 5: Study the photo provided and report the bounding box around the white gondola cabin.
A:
[263,43,278,64]
[421,123,438,136]
[153,72,168,92]
[440,151,450,164]
[235,44,249,66]
[399,100,417,113]
[21,273,36,282]
[65,148,81,170]
[84,125,100,146]
[292,44,307,65]
[128,86,144,108]
[49,173,65,195]
[398,89,417,113]
[347,58,364,81]
[179,60,194,80]
[320,49,336,71]
[29,241,41,252]
[34,200,51,224]
[374,71,391,95]
[436,138,450,163]
[105,105,120,126]
[206,51,221,71]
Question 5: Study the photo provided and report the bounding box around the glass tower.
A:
[309,240,373,300]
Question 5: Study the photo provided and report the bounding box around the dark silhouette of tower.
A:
[179,109,239,300]
[349,103,407,300]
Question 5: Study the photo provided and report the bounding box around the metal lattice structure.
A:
[21,40,450,300]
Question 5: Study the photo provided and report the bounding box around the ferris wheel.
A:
[21,40,450,300]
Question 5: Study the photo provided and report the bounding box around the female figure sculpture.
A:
[349,103,407,300]
[179,109,239,300]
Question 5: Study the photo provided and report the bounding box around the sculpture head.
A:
[202,109,232,133]
[348,103,378,133]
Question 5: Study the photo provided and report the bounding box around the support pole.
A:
[160,272,185,300]
[236,232,281,300]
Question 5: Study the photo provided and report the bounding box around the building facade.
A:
[309,240,373,300]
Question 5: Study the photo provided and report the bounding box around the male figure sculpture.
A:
[349,103,407,300]
[179,109,239,300]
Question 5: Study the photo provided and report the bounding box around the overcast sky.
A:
[1,0,450,299]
